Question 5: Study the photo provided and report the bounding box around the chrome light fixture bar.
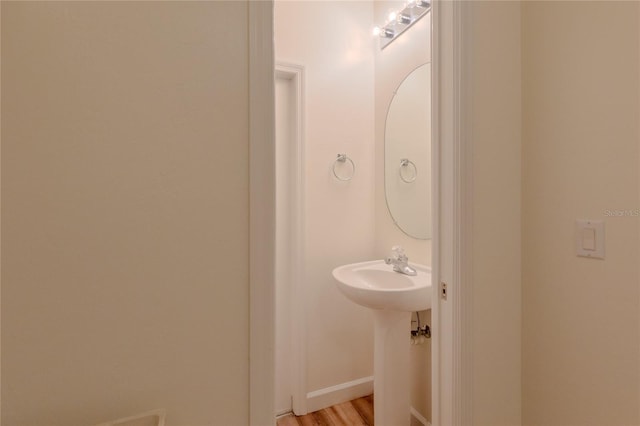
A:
[374,0,431,50]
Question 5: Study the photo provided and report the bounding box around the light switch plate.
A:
[576,219,605,259]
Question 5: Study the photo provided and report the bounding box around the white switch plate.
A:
[576,219,604,259]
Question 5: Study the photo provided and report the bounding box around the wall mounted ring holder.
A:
[332,154,355,181]
[399,158,417,183]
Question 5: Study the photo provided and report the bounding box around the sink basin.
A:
[332,260,431,312]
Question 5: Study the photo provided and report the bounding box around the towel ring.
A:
[332,154,355,181]
[399,158,417,183]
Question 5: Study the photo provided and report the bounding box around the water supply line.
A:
[410,311,431,345]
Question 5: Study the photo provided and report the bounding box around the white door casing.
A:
[431,1,473,425]
[274,63,307,416]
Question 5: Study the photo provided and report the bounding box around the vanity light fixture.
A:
[397,13,412,25]
[375,0,431,50]
[373,26,395,38]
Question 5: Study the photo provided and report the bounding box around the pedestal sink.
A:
[332,260,431,426]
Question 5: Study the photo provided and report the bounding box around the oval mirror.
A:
[384,63,431,239]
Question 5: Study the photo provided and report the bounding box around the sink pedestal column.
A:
[373,310,411,426]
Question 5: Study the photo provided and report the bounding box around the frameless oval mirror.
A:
[384,63,431,239]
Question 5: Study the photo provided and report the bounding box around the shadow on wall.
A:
[94,409,165,426]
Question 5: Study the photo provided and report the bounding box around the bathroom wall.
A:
[522,2,640,424]
[469,2,523,424]
[1,2,250,425]
[274,0,376,406]
[373,1,431,421]
[374,2,432,267]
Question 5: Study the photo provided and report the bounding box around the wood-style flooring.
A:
[276,395,374,426]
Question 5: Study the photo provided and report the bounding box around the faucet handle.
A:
[390,245,407,259]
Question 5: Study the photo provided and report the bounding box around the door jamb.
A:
[431,1,473,425]
[249,2,276,425]
[275,62,307,416]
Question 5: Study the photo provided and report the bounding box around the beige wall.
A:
[456,2,640,424]
[274,0,376,397]
[373,1,432,421]
[1,2,249,425]
[522,2,640,425]
[470,2,522,425]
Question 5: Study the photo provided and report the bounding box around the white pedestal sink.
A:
[332,260,431,426]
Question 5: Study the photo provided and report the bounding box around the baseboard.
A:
[304,378,430,426]
[410,406,431,426]
[305,376,374,413]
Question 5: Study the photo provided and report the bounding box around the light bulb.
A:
[372,26,381,36]
[388,11,397,22]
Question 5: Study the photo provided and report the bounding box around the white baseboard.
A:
[304,378,430,426]
[410,406,431,426]
[305,376,374,413]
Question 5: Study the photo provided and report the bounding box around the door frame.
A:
[274,62,307,416]
[248,2,276,425]
[248,1,473,424]
[430,1,473,425]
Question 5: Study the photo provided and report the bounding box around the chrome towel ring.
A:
[399,158,417,183]
[332,154,355,181]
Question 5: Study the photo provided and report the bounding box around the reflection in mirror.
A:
[384,63,431,239]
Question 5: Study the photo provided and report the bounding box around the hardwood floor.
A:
[276,395,374,426]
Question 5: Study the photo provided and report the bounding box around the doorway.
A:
[248,1,472,425]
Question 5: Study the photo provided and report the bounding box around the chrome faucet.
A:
[384,246,417,276]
